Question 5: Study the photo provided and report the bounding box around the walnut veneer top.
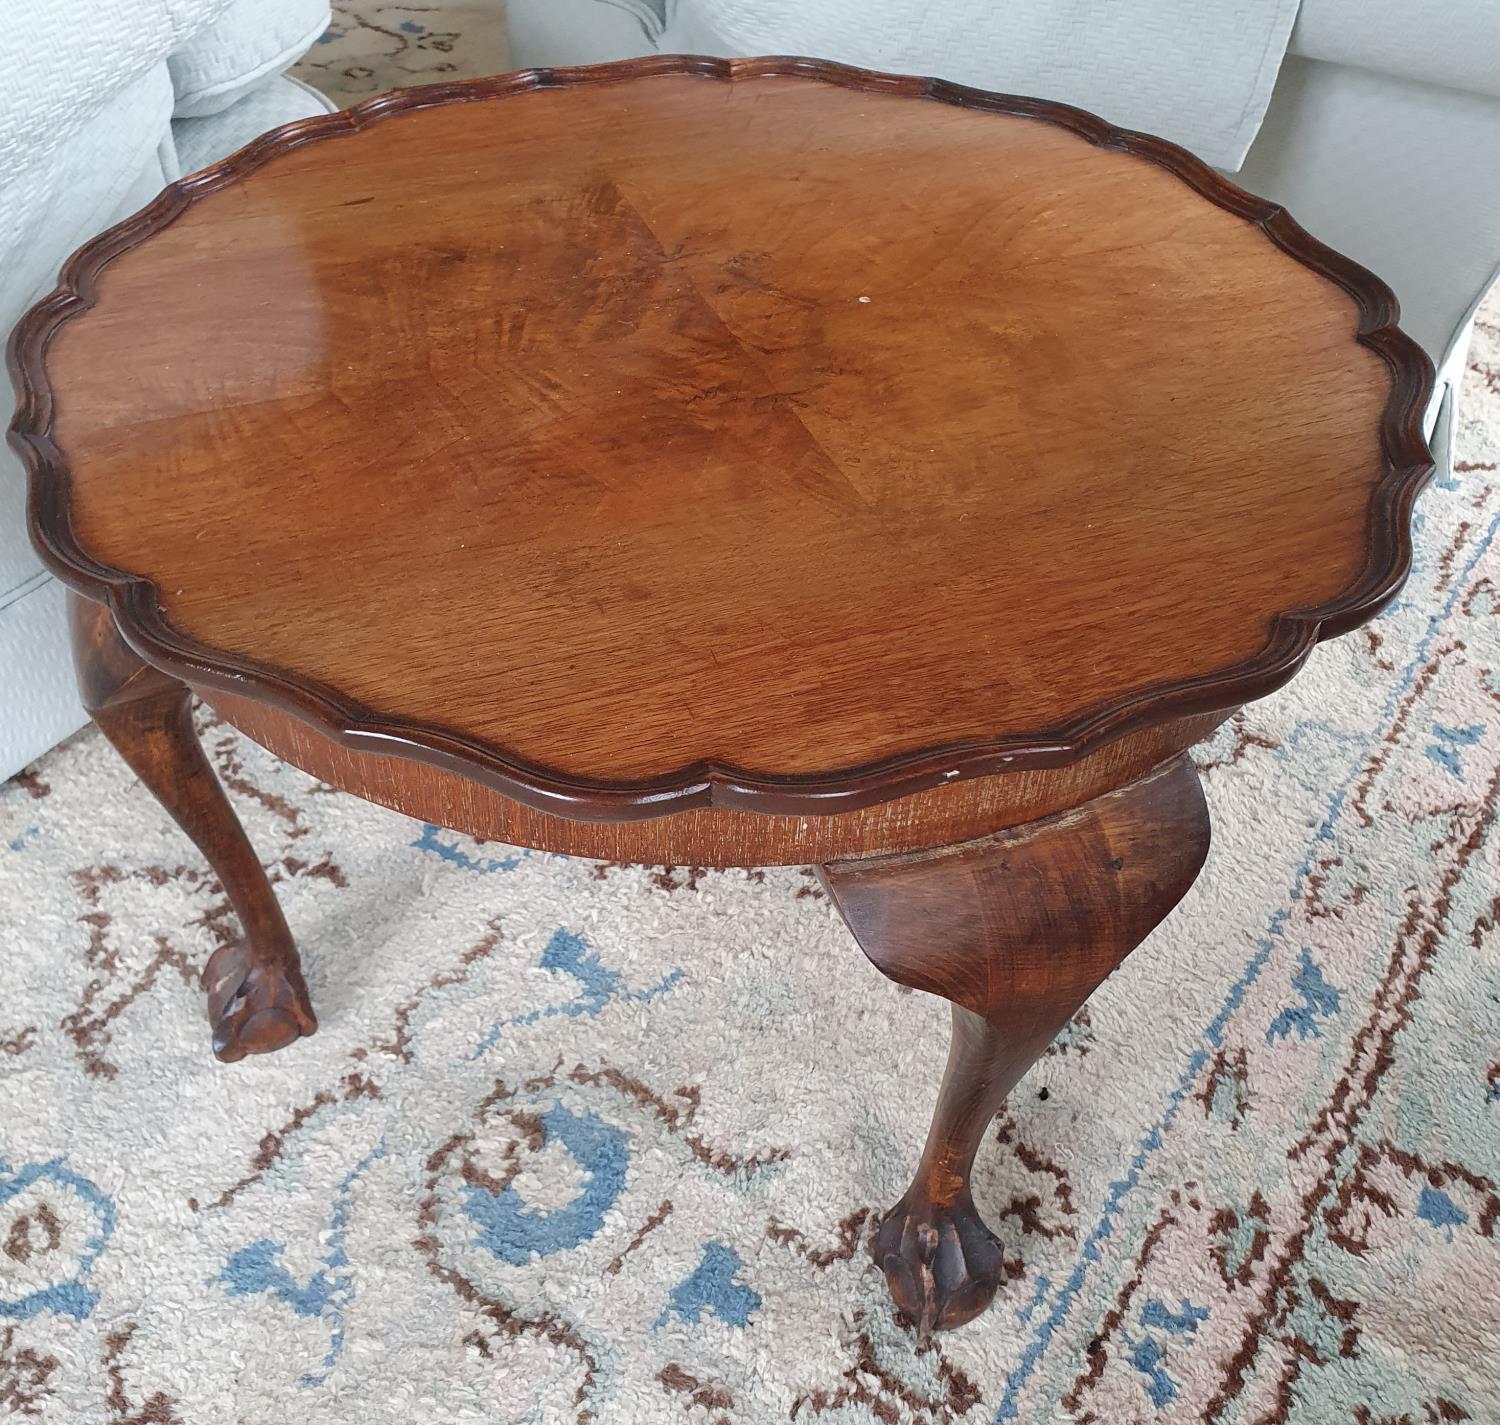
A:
[12,58,1432,816]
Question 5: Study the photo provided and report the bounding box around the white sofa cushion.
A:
[170,0,331,118]
[0,1,329,178]
[0,0,231,182]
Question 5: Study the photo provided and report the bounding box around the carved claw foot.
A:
[202,942,318,1062]
[873,1189,1005,1340]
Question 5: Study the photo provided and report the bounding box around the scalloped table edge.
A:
[6,54,1437,820]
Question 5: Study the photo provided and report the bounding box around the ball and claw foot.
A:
[873,1190,1006,1342]
[203,943,318,1062]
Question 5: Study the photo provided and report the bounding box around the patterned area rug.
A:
[4,18,1500,1425]
[292,2,512,98]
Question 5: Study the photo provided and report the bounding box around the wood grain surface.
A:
[12,57,1433,820]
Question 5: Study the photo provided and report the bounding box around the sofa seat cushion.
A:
[172,73,336,174]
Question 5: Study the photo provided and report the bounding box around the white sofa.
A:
[0,0,334,780]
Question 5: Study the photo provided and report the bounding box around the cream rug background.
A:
[2,12,1498,1424]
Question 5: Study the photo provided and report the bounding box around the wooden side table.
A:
[7,57,1432,1336]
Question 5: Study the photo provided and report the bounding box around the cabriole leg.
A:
[70,592,316,1061]
[820,754,1211,1336]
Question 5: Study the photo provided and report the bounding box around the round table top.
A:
[13,57,1432,818]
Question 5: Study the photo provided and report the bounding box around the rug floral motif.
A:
[292,2,512,99]
[3,16,1499,1425]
